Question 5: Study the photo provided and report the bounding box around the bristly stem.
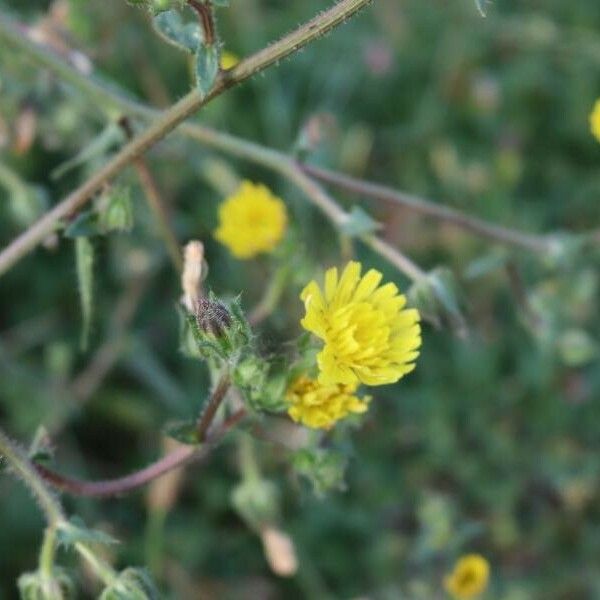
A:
[300,163,551,254]
[188,0,216,46]
[0,0,373,277]
[196,371,231,441]
[0,426,64,525]
[36,408,246,498]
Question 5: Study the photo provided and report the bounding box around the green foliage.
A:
[1,0,600,598]
[18,568,76,600]
[56,517,119,548]
[99,568,159,600]
[74,237,94,351]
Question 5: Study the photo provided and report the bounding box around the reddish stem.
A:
[36,409,246,498]
[187,0,216,46]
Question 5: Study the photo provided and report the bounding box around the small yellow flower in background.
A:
[220,51,240,70]
[300,261,421,386]
[590,99,600,143]
[214,180,287,259]
[286,375,369,429]
[444,554,490,600]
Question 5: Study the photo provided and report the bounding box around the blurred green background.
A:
[1,0,600,598]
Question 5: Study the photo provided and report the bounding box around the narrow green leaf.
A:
[153,9,202,53]
[163,420,199,445]
[64,210,99,238]
[340,206,381,237]
[57,517,119,548]
[194,43,219,97]
[75,237,94,351]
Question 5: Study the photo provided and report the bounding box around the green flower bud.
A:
[18,569,76,600]
[99,568,159,600]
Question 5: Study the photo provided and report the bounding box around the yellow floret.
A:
[300,261,421,386]
[214,180,287,259]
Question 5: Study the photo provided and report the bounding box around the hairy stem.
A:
[0,426,64,524]
[36,409,246,497]
[74,542,118,586]
[0,0,373,276]
[300,163,551,253]
[196,371,230,442]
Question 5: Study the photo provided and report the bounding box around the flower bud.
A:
[194,296,232,338]
[99,568,159,600]
[18,569,76,600]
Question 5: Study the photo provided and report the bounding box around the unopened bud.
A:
[18,569,76,600]
[194,296,232,337]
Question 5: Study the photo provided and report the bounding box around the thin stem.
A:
[188,0,216,46]
[0,426,64,524]
[248,264,290,325]
[2,9,594,265]
[300,163,551,253]
[74,542,118,587]
[361,235,427,283]
[285,164,427,282]
[196,371,231,441]
[39,526,58,580]
[0,0,373,277]
[119,117,183,272]
[36,408,246,498]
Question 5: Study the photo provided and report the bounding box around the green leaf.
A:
[51,123,124,181]
[99,568,159,600]
[18,568,76,600]
[474,0,489,17]
[163,420,199,445]
[212,0,230,6]
[293,448,348,497]
[558,329,598,367]
[28,426,53,463]
[75,237,94,351]
[194,43,219,97]
[153,9,203,53]
[97,185,134,233]
[64,210,99,238]
[340,206,381,237]
[464,249,508,279]
[57,517,119,548]
[231,478,279,530]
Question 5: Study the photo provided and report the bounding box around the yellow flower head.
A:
[214,181,287,259]
[286,375,369,429]
[300,261,421,386]
[590,99,600,142]
[444,554,490,600]
[220,51,240,70]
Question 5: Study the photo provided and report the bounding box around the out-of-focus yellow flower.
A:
[286,375,369,429]
[444,554,490,600]
[590,99,600,142]
[214,180,287,259]
[300,261,421,386]
[221,51,240,70]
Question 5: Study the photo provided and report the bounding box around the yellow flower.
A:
[220,51,240,70]
[590,99,600,142]
[444,554,490,600]
[300,261,421,386]
[214,181,287,259]
[286,375,369,429]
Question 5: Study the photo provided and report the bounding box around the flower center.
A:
[327,302,390,366]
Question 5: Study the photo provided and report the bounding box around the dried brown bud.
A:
[260,526,298,577]
[181,240,205,311]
